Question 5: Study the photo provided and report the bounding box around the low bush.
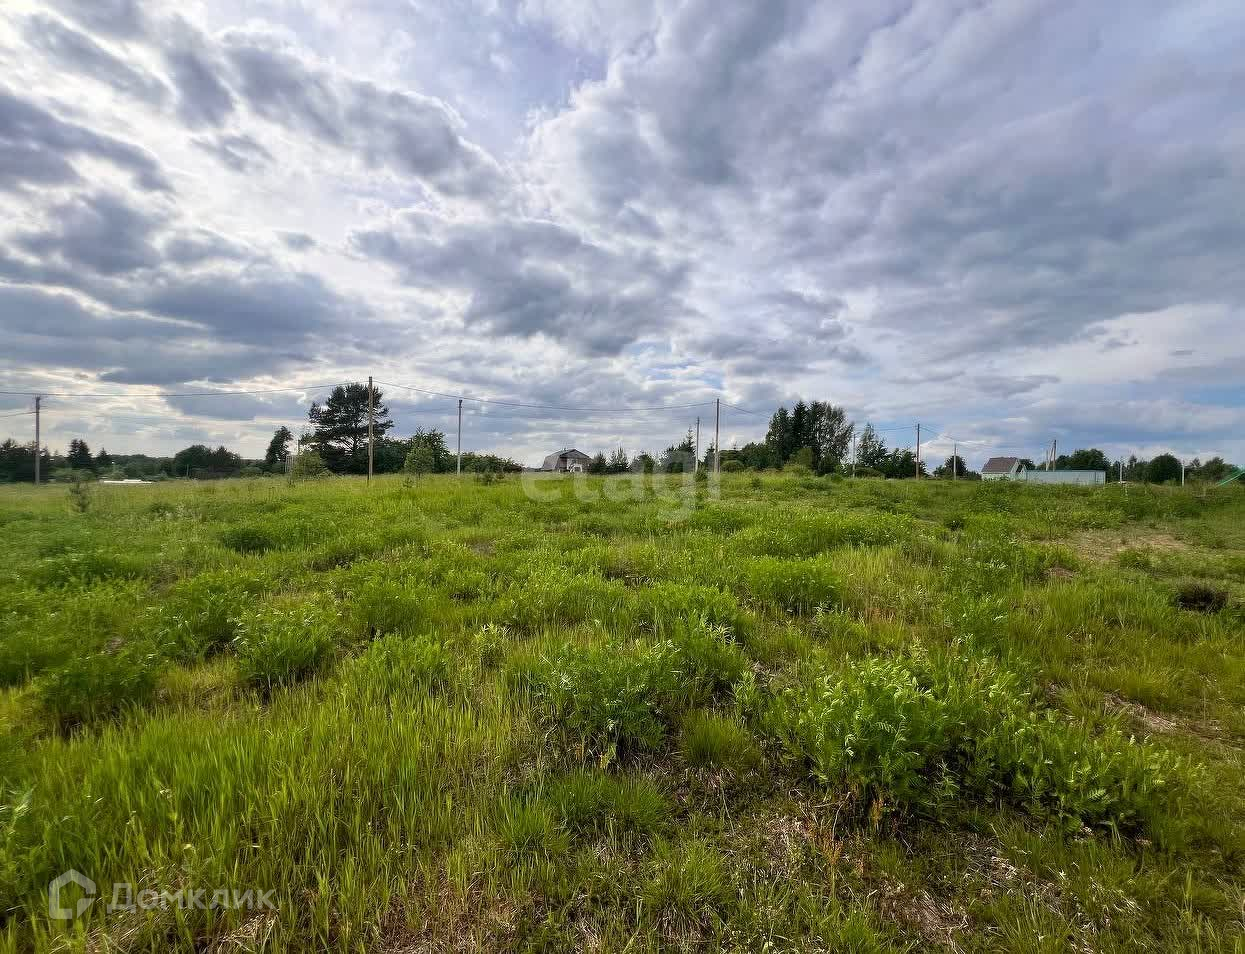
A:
[763,647,1189,833]
[510,640,682,752]
[28,551,149,588]
[219,524,278,554]
[342,576,435,637]
[669,622,748,701]
[36,642,163,728]
[513,620,750,755]
[158,570,266,660]
[232,601,340,690]
[741,556,839,614]
[1173,582,1228,614]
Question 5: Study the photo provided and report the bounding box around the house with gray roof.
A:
[541,448,592,472]
[981,457,1024,480]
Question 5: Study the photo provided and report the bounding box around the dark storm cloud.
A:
[15,191,164,275]
[221,32,506,197]
[137,267,366,345]
[161,229,251,265]
[351,212,689,354]
[165,47,236,127]
[162,392,309,422]
[531,0,1245,365]
[24,14,168,105]
[0,89,171,192]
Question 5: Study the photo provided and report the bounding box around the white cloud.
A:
[1,0,1243,468]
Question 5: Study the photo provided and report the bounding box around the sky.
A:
[1,0,1243,470]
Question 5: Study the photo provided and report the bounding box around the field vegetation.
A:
[0,473,1243,951]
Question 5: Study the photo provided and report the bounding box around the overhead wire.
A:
[377,379,715,413]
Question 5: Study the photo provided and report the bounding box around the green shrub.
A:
[232,601,340,689]
[633,582,749,637]
[36,642,163,728]
[721,460,744,473]
[219,524,277,554]
[29,551,149,588]
[289,450,329,480]
[510,640,682,752]
[741,556,839,613]
[763,647,1188,833]
[158,570,265,660]
[342,576,434,637]
[679,711,760,772]
[545,770,668,834]
[1173,581,1228,614]
[669,622,748,700]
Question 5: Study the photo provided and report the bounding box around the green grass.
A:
[0,473,1243,951]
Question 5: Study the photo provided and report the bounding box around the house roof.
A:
[540,448,592,470]
[982,456,1022,474]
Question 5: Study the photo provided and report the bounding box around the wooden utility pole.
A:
[952,442,958,480]
[456,398,463,476]
[367,376,374,483]
[714,399,720,475]
[1051,439,1057,471]
[33,395,41,485]
[915,422,921,479]
[695,417,700,473]
[851,435,857,478]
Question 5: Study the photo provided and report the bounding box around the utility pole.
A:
[1052,439,1057,471]
[915,422,921,479]
[695,417,700,473]
[33,395,41,485]
[714,399,720,475]
[1181,458,1186,487]
[367,375,374,484]
[1119,459,1124,483]
[952,442,958,480]
[851,435,857,478]
[456,398,463,476]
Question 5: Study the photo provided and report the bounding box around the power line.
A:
[377,379,714,413]
[0,410,35,419]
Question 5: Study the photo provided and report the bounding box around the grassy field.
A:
[1,473,1243,952]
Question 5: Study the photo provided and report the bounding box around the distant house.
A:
[981,456,1106,484]
[981,457,1023,480]
[541,448,592,473]
[1016,469,1106,486]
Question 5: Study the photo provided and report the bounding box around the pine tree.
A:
[67,439,94,472]
[855,424,888,469]
[265,426,293,469]
[308,384,394,473]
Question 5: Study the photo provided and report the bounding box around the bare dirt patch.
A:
[1104,692,1232,748]
[1071,529,1189,564]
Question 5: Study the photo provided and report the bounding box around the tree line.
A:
[293,384,521,477]
[2,386,1239,485]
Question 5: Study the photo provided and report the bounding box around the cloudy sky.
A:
[1,0,1243,469]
